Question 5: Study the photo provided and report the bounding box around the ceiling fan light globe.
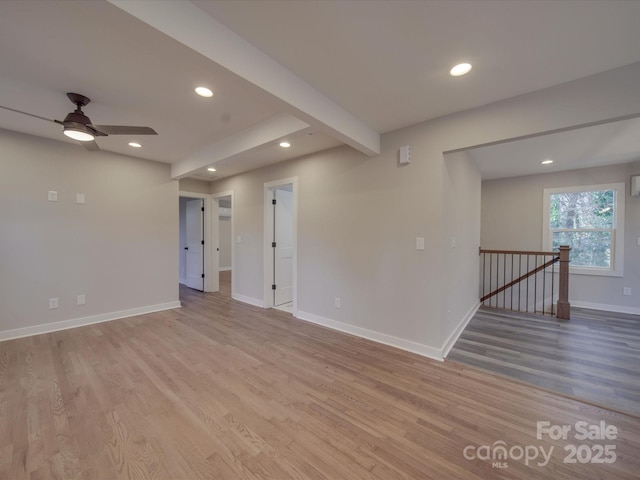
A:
[63,127,95,142]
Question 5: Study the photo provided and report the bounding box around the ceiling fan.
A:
[0,92,157,151]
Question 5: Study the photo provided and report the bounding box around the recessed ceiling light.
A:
[195,86,213,98]
[450,63,472,77]
[541,159,554,165]
[128,142,142,148]
[207,167,216,172]
[279,141,291,148]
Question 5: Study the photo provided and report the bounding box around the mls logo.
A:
[492,462,508,469]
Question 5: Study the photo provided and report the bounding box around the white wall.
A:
[218,216,232,270]
[211,62,640,359]
[482,160,640,314]
[0,129,179,338]
[442,151,482,351]
[179,178,211,194]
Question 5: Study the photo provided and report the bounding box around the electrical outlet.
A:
[334,297,341,308]
[48,297,59,309]
[77,294,86,305]
[623,287,631,296]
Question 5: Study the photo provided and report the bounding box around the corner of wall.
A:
[442,301,480,359]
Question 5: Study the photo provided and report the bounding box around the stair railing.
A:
[479,246,570,319]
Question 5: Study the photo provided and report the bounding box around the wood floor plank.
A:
[1,279,639,479]
[448,306,640,417]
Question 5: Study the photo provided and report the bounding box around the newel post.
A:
[556,245,571,320]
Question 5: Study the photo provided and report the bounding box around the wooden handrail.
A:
[479,248,558,256]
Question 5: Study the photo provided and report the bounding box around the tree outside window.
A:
[543,183,625,277]
[549,189,614,268]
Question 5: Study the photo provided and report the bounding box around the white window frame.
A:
[542,182,625,277]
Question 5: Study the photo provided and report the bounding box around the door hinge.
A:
[272,199,276,205]
[202,274,205,278]
[201,207,204,212]
[272,241,276,248]
[201,240,205,245]
[272,284,276,290]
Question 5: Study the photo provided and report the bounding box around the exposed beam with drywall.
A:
[109,0,381,158]
[171,114,310,179]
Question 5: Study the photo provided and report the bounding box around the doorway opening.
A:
[264,178,297,314]
[178,192,219,294]
[213,193,233,298]
[179,197,204,291]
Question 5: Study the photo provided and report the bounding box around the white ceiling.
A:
[465,116,640,180]
[1,0,640,181]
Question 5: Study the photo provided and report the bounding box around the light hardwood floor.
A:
[1,288,639,479]
[447,306,640,418]
[218,270,231,298]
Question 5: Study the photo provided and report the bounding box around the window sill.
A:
[569,267,623,278]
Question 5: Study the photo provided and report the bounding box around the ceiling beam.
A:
[171,113,309,179]
[108,0,380,157]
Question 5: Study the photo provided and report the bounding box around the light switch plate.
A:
[76,193,85,204]
[48,190,58,202]
[416,237,425,250]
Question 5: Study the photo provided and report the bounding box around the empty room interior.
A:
[1,1,639,479]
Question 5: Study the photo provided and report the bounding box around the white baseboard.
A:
[295,310,444,361]
[442,301,480,359]
[571,301,640,316]
[232,293,266,308]
[219,267,232,272]
[0,301,181,342]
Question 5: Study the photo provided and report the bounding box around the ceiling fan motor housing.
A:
[63,110,92,125]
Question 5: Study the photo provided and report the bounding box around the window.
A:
[543,183,625,276]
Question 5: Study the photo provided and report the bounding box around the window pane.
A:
[552,231,611,268]
[549,190,614,229]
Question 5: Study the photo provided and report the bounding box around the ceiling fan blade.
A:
[81,140,101,151]
[0,105,57,124]
[92,125,157,136]
[86,125,107,137]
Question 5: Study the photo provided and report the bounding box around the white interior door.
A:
[185,199,204,291]
[274,188,293,306]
